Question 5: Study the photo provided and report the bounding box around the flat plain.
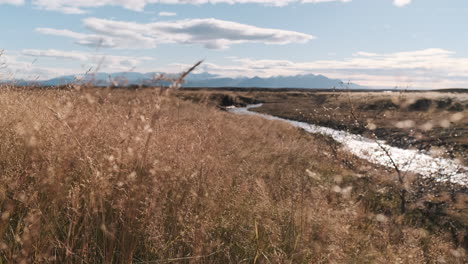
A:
[0,86,466,263]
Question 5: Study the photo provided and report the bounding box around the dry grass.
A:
[0,86,465,263]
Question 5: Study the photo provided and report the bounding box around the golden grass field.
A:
[0,86,466,263]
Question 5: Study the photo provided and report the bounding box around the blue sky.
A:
[1,0,468,88]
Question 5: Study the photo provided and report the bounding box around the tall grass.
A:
[0,86,465,263]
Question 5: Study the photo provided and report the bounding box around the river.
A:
[229,104,468,187]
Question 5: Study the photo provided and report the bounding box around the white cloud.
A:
[353,52,378,57]
[1,1,413,11]
[159,11,176,16]
[22,49,154,70]
[23,49,90,61]
[30,0,352,14]
[36,17,314,49]
[0,0,23,5]
[0,51,76,80]
[393,0,412,7]
[0,49,155,80]
[36,27,157,49]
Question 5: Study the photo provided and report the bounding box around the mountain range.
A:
[9,72,365,89]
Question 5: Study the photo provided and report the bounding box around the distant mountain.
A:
[183,74,362,89]
[9,72,365,89]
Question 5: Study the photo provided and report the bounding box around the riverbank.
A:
[177,89,468,165]
[230,104,467,186]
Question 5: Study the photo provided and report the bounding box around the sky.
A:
[1,0,468,88]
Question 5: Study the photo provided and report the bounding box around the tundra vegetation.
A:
[0,83,466,263]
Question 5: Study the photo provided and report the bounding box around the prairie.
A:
[0,86,466,263]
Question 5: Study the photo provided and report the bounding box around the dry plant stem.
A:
[141,102,160,168]
[47,106,96,172]
[133,250,222,263]
[339,86,413,214]
[175,60,203,85]
[374,140,408,213]
[141,60,203,168]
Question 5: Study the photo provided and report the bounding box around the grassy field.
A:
[0,86,466,263]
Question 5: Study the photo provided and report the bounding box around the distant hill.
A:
[7,72,365,89]
[184,74,363,89]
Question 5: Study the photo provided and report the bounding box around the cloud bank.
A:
[22,49,154,69]
[0,0,24,5]
[182,48,468,88]
[0,49,154,80]
[4,48,468,88]
[29,0,351,13]
[0,0,411,13]
[0,0,413,12]
[36,18,314,49]
[0,51,77,80]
